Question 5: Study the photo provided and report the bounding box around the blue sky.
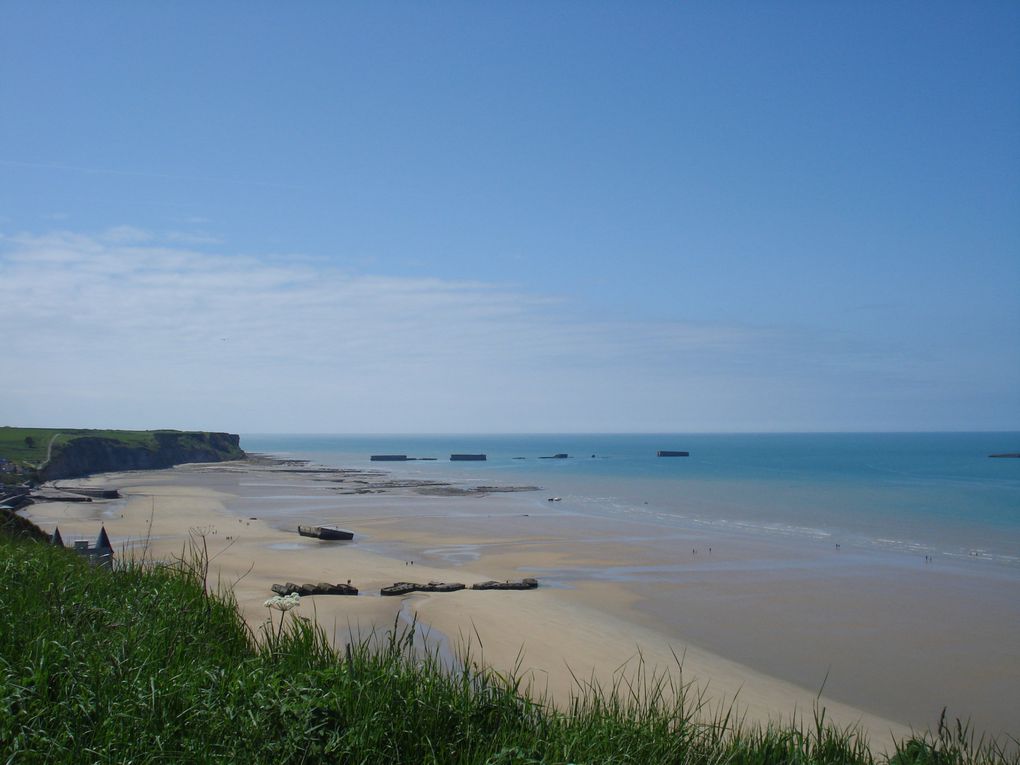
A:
[1,2,1018,433]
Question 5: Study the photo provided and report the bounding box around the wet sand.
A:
[22,460,1020,747]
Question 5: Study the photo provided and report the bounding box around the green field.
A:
[0,427,161,468]
[0,428,245,483]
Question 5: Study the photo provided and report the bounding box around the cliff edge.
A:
[6,429,247,481]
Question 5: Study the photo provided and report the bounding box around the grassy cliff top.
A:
[0,428,157,465]
[0,427,241,473]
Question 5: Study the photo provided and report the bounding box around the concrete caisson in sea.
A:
[297,525,354,541]
[450,454,486,461]
[272,581,358,596]
[471,578,539,590]
[657,450,690,457]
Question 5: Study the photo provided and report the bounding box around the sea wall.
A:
[40,432,245,480]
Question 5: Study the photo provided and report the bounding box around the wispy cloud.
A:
[0,228,948,432]
[163,230,222,246]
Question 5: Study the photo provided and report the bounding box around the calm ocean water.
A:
[241,433,1020,567]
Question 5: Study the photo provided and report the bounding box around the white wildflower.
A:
[263,593,301,611]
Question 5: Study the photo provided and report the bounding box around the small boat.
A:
[297,525,354,541]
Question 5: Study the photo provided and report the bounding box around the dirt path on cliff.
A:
[35,432,62,470]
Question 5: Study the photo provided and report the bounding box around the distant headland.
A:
[0,427,246,483]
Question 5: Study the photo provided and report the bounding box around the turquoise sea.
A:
[241,433,1020,568]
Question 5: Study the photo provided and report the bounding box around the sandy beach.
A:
[21,459,1020,749]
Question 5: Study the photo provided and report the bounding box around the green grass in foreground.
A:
[0,531,1015,764]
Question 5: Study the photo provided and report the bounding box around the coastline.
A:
[20,457,1019,747]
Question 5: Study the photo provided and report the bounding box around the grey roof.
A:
[95,526,112,551]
